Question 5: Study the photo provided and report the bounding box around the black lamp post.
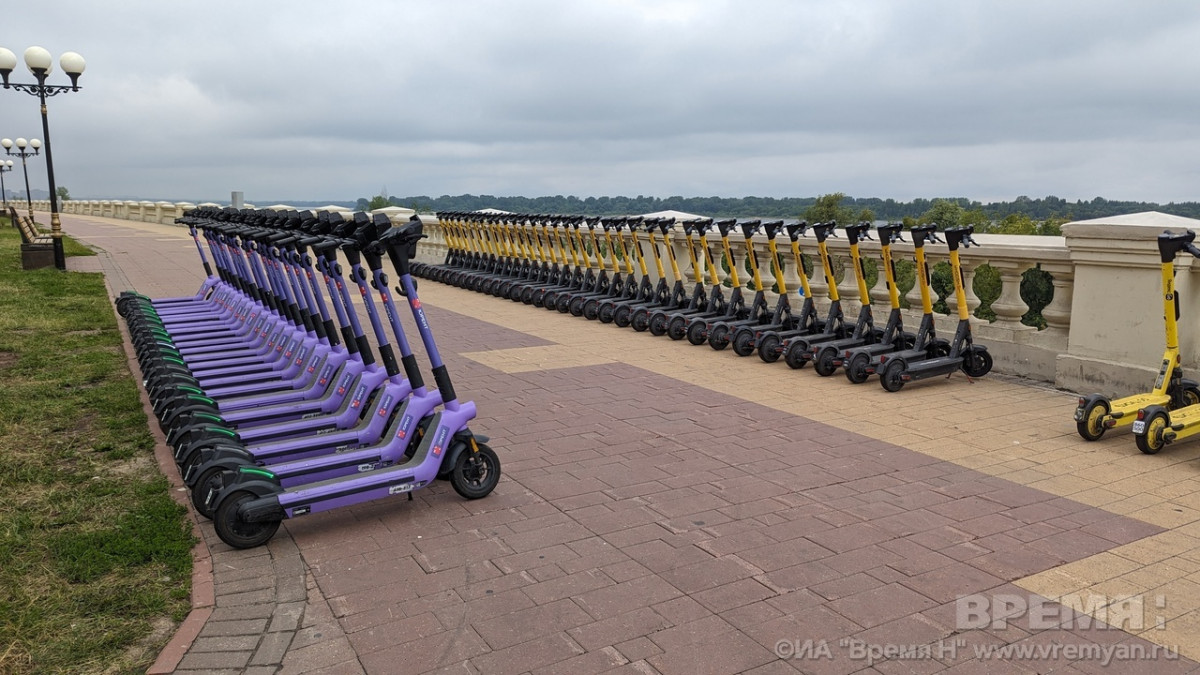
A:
[0,46,86,271]
[2,137,41,221]
[0,159,12,213]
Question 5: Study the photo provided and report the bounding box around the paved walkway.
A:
[62,213,1200,674]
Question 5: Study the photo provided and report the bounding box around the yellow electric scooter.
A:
[1076,229,1200,444]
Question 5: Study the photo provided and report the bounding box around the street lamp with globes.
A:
[2,137,41,221]
[0,46,85,270]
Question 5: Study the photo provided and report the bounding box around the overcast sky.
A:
[3,1,1199,205]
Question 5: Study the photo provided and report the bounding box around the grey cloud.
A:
[4,0,1200,203]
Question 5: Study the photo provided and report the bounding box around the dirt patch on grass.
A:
[109,453,156,476]
[0,352,16,369]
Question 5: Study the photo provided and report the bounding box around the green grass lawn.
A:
[0,221,194,674]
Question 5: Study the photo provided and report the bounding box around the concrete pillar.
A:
[1056,211,1200,396]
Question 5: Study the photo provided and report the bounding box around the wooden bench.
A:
[11,207,55,269]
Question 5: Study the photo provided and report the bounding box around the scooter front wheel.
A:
[214,491,281,549]
[962,347,993,378]
[686,321,708,346]
[451,444,501,500]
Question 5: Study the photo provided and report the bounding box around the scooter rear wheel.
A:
[631,309,650,332]
[615,305,633,328]
[708,325,730,350]
[1135,411,1168,455]
[845,352,870,384]
[784,342,809,369]
[214,491,281,549]
[598,303,616,324]
[451,444,501,500]
[881,359,906,392]
[1075,399,1109,441]
[686,321,707,346]
[666,316,687,340]
[583,299,600,321]
[569,297,586,317]
[191,466,225,519]
[732,328,756,357]
[758,333,782,363]
[813,347,838,377]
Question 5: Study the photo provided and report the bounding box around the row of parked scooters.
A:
[115,207,501,549]
[411,212,993,390]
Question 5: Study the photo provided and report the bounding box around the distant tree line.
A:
[358,192,1200,222]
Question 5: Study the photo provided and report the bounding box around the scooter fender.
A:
[206,471,285,523]
[438,432,490,479]
[1133,404,1170,439]
[171,423,241,454]
[1073,393,1109,422]
[160,405,224,432]
[174,428,243,464]
[183,445,258,487]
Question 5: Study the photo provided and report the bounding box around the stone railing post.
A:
[987,260,1035,329]
[835,251,860,313]
[1038,263,1074,339]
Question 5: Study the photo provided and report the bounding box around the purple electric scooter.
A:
[173,218,407,475]
[209,217,500,549]
[186,215,445,518]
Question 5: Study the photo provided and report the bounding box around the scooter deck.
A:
[1109,393,1172,417]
